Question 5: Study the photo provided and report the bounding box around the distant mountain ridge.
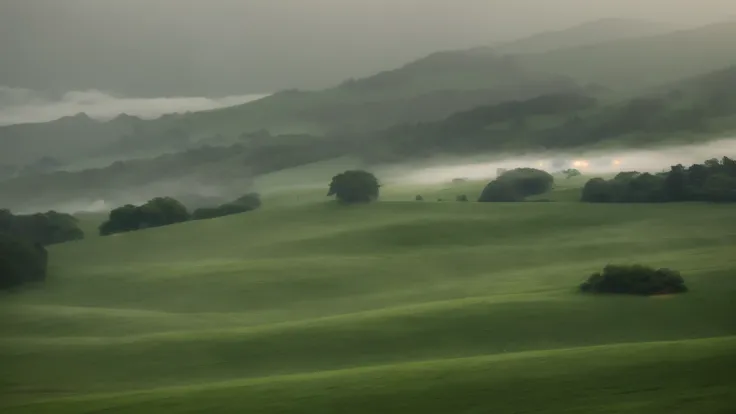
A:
[2,19,736,168]
[494,18,686,54]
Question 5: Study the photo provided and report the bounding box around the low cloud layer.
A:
[389,137,736,185]
[0,86,268,125]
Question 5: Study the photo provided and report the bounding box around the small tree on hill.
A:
[327,170,380,204]
[479,168,553,202]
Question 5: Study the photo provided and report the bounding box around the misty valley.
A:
[2,10,736,414]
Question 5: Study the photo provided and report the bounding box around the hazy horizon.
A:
[2,0,735,98]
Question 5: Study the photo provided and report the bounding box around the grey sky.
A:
[1,0,735,97]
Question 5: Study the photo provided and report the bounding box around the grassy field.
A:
[2,179,736,413]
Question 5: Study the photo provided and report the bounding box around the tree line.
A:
[99,193,261,236]
[581,157,736,203]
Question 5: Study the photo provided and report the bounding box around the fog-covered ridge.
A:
[0,86,268,125]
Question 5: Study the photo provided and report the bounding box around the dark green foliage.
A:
[581,157,736,203]
[456,194,469,202]
[0,209,84,245]
[580,264,687,296]
[327,170,380,204]
[0,234,48,290]
[100,197,190,236]
[415,195,424,201]
[479,168,554,202]
[231,193,262,210]
[478,180,522,202]
[192,193,262,221]
[562,169,581,178]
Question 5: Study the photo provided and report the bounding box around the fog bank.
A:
[389,138,736,185]
[0,86,268,125]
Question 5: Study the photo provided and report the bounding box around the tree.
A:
[0,210,84,245]
[479,168,553,202]
[663,165,688,201]
[327,170,380,203]
[562,169,581,179]
[0,234,48,290]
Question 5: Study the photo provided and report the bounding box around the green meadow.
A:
[2,177,736,413]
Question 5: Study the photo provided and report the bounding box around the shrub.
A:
[100,197,190,236]
[562,168,581,179]
[231,193,262,210]
[192,193,262,221]
[327,170,380,204]
[0,209,83,245]
[580,264,687,296]
[415,195,424,201]
[456,194,469,202]
[479,168,553,202]
[0,234,48,290]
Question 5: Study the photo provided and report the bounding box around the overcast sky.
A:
[2,0,735,97]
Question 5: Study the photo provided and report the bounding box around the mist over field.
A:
[0,86,268,125]
[386,137,736,185]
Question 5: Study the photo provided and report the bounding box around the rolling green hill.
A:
[2,184,736,412]
[519,21,736,93]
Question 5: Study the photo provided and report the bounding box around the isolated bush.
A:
[0,209,83,245]
[415,195,424,201]
[327,170,380,204]
[100,197,190,236]
[456,194,469,202]
[580,264,687,296]
[479,168,553,202]
[0,234,48,290]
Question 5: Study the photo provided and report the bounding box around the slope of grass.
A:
[2,194,736,412]
[7,337,736,414]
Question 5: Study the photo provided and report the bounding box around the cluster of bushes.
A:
[0,209,84,245]
[99,197,190,236]
[581,157,736,203]
[0,234,48,290]
[100,193,262,236]
[192,193,261,220]
[580,264,687,296]
[478,168,554,202]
